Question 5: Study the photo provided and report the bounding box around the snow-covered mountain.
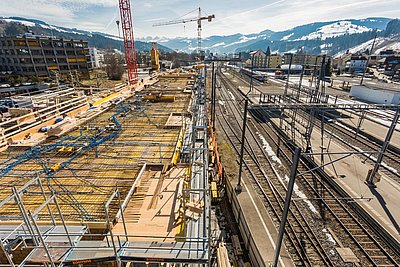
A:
[138,30,274,53]
[334,35,400,57]
[139,30,274,54]
[138,17,392,54]
[1,16,397,56]
[0,17,173,52]
[295,21,372,41]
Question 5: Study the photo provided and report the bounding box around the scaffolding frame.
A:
[0,71,211,266]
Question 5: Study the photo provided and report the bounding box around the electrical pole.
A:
[249,53,255,95]
[366,108,400,186]
[283,53,293,98]
[236,98,249,193]
[212,63,217,130]
[273,147,302,267]
[361,33,377,85]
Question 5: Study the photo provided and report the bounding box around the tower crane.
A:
[153,8,215,56]
[118,0,138,85]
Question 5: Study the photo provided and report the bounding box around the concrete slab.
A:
[336,247,360,263]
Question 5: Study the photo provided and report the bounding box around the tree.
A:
[325,57,332,77]
[385,19,400,37]
[266,46,271,56]
[104,51,125,80]
[4,22,25,36]
[265,46,271,68]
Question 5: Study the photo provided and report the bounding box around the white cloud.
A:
[0,0,399,38]
[203,0,400,37]
[1,0,75,23]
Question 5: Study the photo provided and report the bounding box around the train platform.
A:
[224,169,295,267]
[228,74,400,242]
[334,108,400,150]
[269,113,400,243]
[305,124,400,242]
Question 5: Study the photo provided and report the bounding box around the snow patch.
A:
[283,175,318,214]
[211,42,225,48]
[223,36,257,48]
[322,229,337,244]
[228,91,236,101]
[281,33,294,41]
[297,21,372,41]
[335,37,385,57]
[3,18,36,27]
[256,132,282,165]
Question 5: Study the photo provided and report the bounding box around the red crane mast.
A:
[119,0,138,85]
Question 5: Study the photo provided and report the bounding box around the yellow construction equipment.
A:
[50,163,62,172]
[150,42,160,71]
[143,94,175,102]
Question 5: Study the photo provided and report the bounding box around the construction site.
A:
[0,1,400,267]
[0,1,214,266]
[0,66,214,266]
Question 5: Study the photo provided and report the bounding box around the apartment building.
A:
[0,34,92,78]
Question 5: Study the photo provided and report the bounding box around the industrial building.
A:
[350,84,400,104]
[0,35,92,78]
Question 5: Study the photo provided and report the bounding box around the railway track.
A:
[227,68,400,184]
[323,113,400,181]
[216,69,400,266]
[216,72,335,266]
[275,101,400,183]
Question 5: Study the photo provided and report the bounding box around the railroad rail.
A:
[288,107,400,183]
[216,68,400,266]
[216,70,334,266]
[228,68,400,184]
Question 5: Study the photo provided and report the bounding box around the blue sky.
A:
[1,0,399,38]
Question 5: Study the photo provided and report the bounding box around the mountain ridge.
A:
[0,16,398,56]
[0,17,174,53]
[138,17,394,55]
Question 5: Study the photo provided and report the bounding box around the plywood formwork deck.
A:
[113,167,186,240]
[0,76,193,224]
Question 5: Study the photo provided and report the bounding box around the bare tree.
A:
[104,50,125,80]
